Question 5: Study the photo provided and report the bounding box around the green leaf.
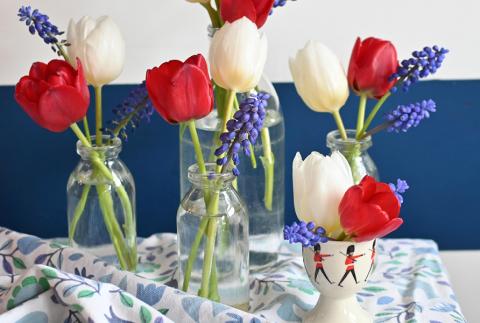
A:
[12,286,21,298]
[140,305,152,323]
[22,276,37,287]
[159,309,169,315]
[13,257,26,270]
[376,312,394,317]
[71,304,83,312]
[78,290,95,298]
[363,286,386,293]
[7,299,15,310]
[120,292,134,308]
[394,252,408,257]
[41,268,57,279]
[38,277,50,291]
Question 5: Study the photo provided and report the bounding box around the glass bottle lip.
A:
[188,163,235,186]
[76,135,122,160]
[326,129,372,151]
[207,25,218,38]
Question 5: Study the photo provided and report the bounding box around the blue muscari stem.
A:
[105,82,153,140]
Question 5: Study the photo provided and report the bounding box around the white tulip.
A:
[67,16,125,87]
[289,41,349,113]
[209,17,267,92]
[293,151,354,236]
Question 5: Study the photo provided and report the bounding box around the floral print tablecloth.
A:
[0,227,466,323]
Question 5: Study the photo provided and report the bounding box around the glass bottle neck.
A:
[326,129,373,153]
[77,136,122,161]
[188,163,235,191]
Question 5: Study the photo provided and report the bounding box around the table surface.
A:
[0,227,467,323]
[440,250,480,322]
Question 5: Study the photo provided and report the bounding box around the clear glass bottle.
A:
[177,163,249,309]
[326,129,379,183]
[179,27,285,269]
[67,136,137,271]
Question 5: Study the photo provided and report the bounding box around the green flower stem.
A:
[68,184,91,244]
[356,94,367,137]
[260,128,274,211]
[358,92,391,139]
[96,183,130,270]
[208,257,220,302]
[70,123,136,271]
[201,2,221,28]
[332,111,348,140]
[94,86,103,147]
[182,120,210,292]
[199,89,236,298]
[82,117,92,144]
[116,185,137,268]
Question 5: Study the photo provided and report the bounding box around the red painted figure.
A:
[313,244,334,284]
[365,240,376,281]
[338,245,365,287]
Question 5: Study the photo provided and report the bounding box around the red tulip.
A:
[220,0,275,28]
[14,59,90,132]
[347,37,398,99]
[146,54,214,124]
[339,176,403,242]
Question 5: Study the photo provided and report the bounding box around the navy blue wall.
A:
[0,80,478,249]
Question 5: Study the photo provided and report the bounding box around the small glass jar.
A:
[327,130,379,183]
[177,163,249,310]
[67,136,137,271]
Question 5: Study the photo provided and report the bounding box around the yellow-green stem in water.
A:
[332,111,347,140]
[260,127,274,211]
[356,94,367,138]
[94,86,103,146]
[68,184,91,244]
[83,117,92,144]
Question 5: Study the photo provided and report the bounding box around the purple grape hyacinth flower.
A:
[385,99,436,133]
[390,45,449,92]
[215,92,270,176]
[389,179,409,204]
[284,221,328,247]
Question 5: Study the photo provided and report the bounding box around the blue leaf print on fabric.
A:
[136,283,165,305]
[15,311,48,323]
[181,296,205,322]
[68,253,84,261]
[17,236,44,255]
[105,305,135,323]
[211,301,229,317]
[377,296,394,305]
[272,294,313,322]
[225,312,243,323]
[414,247,438,255]
[118,276,128,291]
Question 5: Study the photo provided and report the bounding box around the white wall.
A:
[1,0,478,85]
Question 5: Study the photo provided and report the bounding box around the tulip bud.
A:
[293,151,354,235]
[339,176,403,242]
[289,41,349,113]
[14,59,90,132]
[347,37,398,99]
[67,16,125,87]
[146,54,214,124]
[209,17,267,92]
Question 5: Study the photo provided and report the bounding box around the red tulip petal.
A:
[353,218,403,242]
[221,0,257,26]
[347,37,362,91]
[38,86,89,132]
[185,54,210,80]
[369,191,400,219]
[14,76,46,126]
[359,176,377,200]
[254,0,275,28]
[72,59,90,106]
[29,62,48,80]
[47,60,76,85]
